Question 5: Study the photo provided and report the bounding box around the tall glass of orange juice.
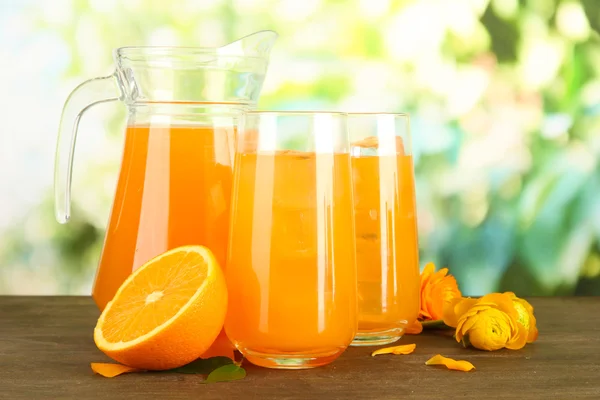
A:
[225,112,358,369]
[348,113,420,346]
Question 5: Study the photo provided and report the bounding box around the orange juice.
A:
[93,124,234,310]
[352,153,420,337]
[225,151,357,365]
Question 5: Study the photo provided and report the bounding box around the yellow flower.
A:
[505,292,538,343]
[419,262,462,321]
[443,293,528,351]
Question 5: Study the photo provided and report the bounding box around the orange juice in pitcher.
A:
[54,32,278,358]
[93,123,235,310]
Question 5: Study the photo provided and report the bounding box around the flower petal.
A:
[422,262,436,278]
[470,310,514,351]
[457,306,488,337]
[479,293,520,320]
[517,297,535,314]
[405,320,423,335]
[505,320,529,350]
[91,363,142,378]
[431,268,449,283]
[459,316,477,339]
[443,297,477,328]
[509,296,538,343]
[419,262,462,321]
[419,264,436,320]
[528,320,539,343]
[425,355,475,372]
[371,343,416,356]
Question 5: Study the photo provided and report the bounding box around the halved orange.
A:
[94,245,228,370]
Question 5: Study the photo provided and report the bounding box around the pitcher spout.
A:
[219,30,278,59]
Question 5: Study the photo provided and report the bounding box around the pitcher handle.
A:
[54,74,121,223]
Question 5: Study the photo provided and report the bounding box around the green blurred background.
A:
[1,0,599,296]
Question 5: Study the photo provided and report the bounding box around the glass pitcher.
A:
[54,31,278,311]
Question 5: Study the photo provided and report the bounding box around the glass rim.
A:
[114,46,267,62]
[346,112,410,118]
[246,110,348,116]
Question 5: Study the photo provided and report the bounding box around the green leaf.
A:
[201,364,246,384]
[167,357,233,374]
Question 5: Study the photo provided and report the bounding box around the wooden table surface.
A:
[1,296,599,399]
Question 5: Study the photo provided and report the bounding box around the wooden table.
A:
[1,297,599,399]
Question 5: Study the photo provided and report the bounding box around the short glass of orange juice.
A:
[348,113,420,346]
[225,111,358,369]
